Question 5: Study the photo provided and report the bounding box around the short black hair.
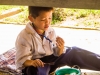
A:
[28,6,53,18]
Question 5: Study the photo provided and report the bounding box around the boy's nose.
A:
[45,19,50,24]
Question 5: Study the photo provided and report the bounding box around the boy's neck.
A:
[32,23,44,35]
[35,29,44,35]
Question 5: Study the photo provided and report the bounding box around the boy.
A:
[15,6,100,75]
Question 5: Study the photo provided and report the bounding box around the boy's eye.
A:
[41,19,45,21]
[41,18,52,21]
[41,18,46,21]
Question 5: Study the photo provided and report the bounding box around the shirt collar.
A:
[25,22,54,36]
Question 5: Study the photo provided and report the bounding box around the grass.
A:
[62,8,100,29]
[0,5,28,24]
[0,5,100,29]
[0,5,24,14]
[65,8,100,17]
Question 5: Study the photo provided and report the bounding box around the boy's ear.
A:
[28,15,34,22]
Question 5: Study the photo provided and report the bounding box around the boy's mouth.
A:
[45,26,49,28]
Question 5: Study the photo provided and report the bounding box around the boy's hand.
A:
[56,36,65,55]
[31,59,45,67]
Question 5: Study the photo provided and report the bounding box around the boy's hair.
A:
[28,6,53,18]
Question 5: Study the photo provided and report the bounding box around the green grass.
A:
[65,8,100,18]
[0,5,28,24]
[0,5,22,14]
[0,5,100,29]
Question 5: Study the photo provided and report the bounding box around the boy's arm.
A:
[15,36,32,70]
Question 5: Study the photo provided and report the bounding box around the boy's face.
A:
[29,10,53,32]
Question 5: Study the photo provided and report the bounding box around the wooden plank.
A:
[0,0,100,9]
[0,8,21,19]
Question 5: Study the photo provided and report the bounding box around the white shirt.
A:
[15,22,61,70]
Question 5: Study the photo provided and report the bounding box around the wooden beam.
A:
[0,0,100,9]
[0,8,21,19]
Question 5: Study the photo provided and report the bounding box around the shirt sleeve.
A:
[15,35,32,70]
